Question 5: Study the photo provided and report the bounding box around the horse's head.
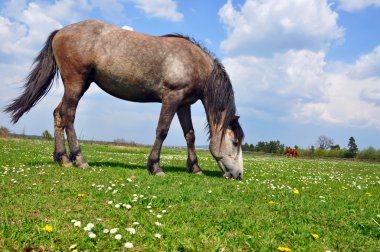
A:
[209,116,244,179]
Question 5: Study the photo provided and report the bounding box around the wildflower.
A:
[115,234,122,240]
[208,190,212,193]
[292,189,300,195]
[126,227,136,235]
[156,214,162,218]
[84,223,95,231]
[69,244,77,250]
[123,204,132,209]
[115,204,121,208]
[107,200,113,205]
[365,192,373,197]
[110,228,119,234]
[124,242,134,249]
[77,193,85,197]
[42,224,53,233]
[311,233,320,239]
[154,233,161,239]
[147,205,152,209]
[103,229,110,234]
[73,221,81,228]
[133,221,140,225]
[155,221,162,227]
[277,246,291,252]
[269,200,275,205]
[88,232,96,238]
[162,210,167,213]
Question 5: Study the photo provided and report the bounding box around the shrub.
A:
[357,147,380,161]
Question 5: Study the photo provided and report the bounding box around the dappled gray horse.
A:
[5,20,244,179]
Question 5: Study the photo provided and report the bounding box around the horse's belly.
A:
[93,73,162,103]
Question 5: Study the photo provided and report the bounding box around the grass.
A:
[0,137,379,251]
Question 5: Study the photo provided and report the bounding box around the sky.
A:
[1,0,380,150]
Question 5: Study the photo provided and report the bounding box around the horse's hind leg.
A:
[53,101,72,167]
[56,80,90,168]
[177,106,202,174]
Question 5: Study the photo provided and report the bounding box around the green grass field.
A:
[1,138,379,251]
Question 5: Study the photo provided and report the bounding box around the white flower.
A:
[107,200,113,205]
[115,234,122,240]
[115,204,121,208]
[84,226,92,232]
[103,229,109,234]
[69,244,77,250]
[147,205,152,209]
[124,242,134,249]
[87,223,95,228]
[88,232,96,238]
[126,227,136,235]
[154,233,161,238]
[110,228,119,234]
[123,204,132,209]
[73,221,81,228]
[156,214,162,218]
[162,210,167,213]
[155,221,162,227]
[133,221,140,226]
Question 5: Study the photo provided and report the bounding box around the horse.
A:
[4,19,244,179]
[285,147,299,158]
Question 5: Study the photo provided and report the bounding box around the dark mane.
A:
[162,33,244,144]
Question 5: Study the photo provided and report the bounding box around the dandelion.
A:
[124,242,134,249]
[311,233,320,239]
[154,233,161,239]
[365,192,373,197]
[88,232,96,238]
[115,234,122,240]
[73,221,81,228]
[269,200,275,205]
[42,224,53,233]
[277,246,291,252]
[77,193,85,197]
[126,227,136,235]
[292,189,300,195]
[110,228,119,234]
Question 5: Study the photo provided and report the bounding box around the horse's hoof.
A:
[194,171,203,175]
[77,162,90,169]
[154,171,166,177]
[62,162,73,168]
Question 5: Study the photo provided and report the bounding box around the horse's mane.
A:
[162,34,244,144]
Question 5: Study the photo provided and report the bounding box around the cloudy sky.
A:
[1,0,380,150]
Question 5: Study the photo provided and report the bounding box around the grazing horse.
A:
[4,20,244,179]
[285,147,299,158]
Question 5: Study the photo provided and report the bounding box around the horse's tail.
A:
[4,30,60,123]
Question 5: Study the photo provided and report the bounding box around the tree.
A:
[347,136,358,158]
[42,130,53,140]
[0,126,10,138]
[316,135,334,150]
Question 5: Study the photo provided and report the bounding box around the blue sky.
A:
[1,0,380,150]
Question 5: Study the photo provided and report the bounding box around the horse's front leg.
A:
[147,97,178,176]
[177,105,202,174]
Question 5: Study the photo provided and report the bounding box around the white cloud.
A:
[348,45,380,78]
[218,0,343,56]
[338,0,380,11]
[132,0,183,22]
[122,25,134,31]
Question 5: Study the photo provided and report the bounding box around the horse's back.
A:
[52,20,212,104]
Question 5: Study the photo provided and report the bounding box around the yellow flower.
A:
[77,193,85,197]
[277,246,291,252]
[292,189,300,195]
[269,200,275,205]
[365,192,372,197]
[311,233,319,239]
[42,224,53,233]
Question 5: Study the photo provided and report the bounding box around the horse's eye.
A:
[232,140,239,146]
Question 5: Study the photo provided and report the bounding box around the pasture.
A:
[0,138,379,251]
